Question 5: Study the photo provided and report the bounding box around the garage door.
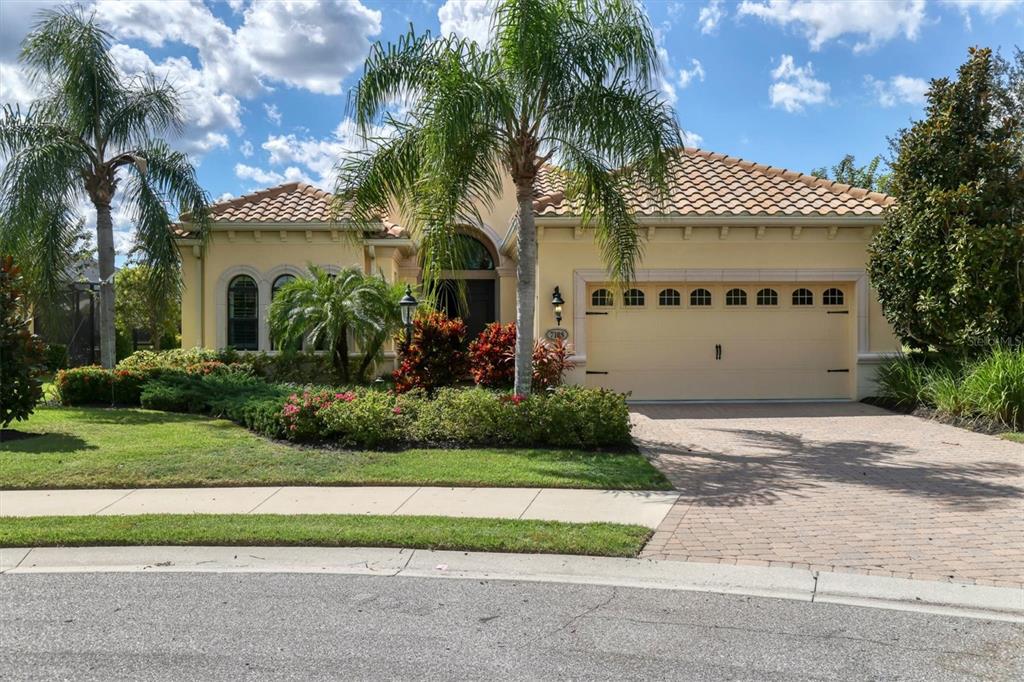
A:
[584,282,852,400]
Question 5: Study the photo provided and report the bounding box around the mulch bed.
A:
[861,397,1013,437]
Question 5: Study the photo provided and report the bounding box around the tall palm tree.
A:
[339,0,680,395]
[269,266,402,384]
[0,7,210,368]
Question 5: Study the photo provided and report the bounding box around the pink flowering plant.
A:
[280,389,356,440]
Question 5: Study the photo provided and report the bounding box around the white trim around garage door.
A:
[570,268,875,370]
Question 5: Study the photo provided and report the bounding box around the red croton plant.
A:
[468,322,575,391]
[0,256,47,429]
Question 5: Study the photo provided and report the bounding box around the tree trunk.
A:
[513,187,537,396]
[94,200,117,368]
[334,327,350,384]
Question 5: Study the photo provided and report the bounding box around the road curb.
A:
[2,546,1021,622]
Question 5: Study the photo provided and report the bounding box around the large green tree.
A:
[869,47,1024,353]
[0,7,209,368]
[811,154,891,194]
[114,265,180,351]
[339,0,680,394]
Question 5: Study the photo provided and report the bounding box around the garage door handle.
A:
[585,370,608,375]
[827,368,850,373]
[715,344,722,360]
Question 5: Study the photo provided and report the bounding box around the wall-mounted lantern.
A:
[551,286,565,326]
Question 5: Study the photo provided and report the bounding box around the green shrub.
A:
[0,256,46,427]
[411,387,515,445]
[319,390,406,448]
[961,346,1024,428]
[43,343,68,372]
[922,371,969,418]
[875,354,929,408]
[544,386,632,448]
[55,367,146,406]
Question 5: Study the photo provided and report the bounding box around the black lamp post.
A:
[399,284,418,345]
[551,286,565,326]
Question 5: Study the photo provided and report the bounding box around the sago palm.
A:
[339,0,681,395]
[0,7,210,368]
[269,266,384,384]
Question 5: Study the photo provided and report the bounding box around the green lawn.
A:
[1,407,670,490]
[1002,433,1023,444]
[0,514,651,557]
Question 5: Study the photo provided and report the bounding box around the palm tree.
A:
[350,276,408,383]
[269,266,404,384]
[0,7,210,368]
[339,0,680,395]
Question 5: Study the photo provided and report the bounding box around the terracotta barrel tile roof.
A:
[173,182,408,239]
[533,147,893,218]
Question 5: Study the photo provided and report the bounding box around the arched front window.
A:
[658,288,681,306]
[823,287,845,306]
[227,275,258,350]
[725,288,748,306]
[454,234,495,270]
[792,288,814,306]
[272,274,295,298]
[689,288,712,307]
[591,288,613,307]
[756,288,779,306]
[623,288,645,307]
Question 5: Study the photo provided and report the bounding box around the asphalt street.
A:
[2,572,1021,680]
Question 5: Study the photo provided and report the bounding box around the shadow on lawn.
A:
[637,427,1024,510]
[53,407,216,426]
[0,432,95,454]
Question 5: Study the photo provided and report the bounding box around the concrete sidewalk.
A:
[2,546,1020,623]
[0,487,679,529]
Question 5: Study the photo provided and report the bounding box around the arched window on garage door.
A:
[591,288,613,307]
[792,288,814,306]
[725,288,748,306]
[689,288,712,306]
[756,288,779,306]
[623,288,645,307]
[658,288,681,306]
[227,275,258,350]
[822,287,845,306]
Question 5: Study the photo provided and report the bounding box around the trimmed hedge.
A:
[55,367,147,406]
[59,352,634,449]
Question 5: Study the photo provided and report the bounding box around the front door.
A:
[436,279,496,341]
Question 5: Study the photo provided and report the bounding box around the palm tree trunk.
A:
[94,200,117,368]
[513,186,537,395]
[334,328,350,384]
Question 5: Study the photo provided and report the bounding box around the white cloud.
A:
[656,46,677,106]
[239,140,254,158]
[0,63,38,109]
[943,0,1022,29]
[234,163,308,186]
[738,0,926,52]
[235,0,382,95]
[698,0,725,35]
[678,59,706,90]
[109,44,241,155]
[264,103,282,126]
[216,192,235,203]
[769,54,830,113]
[682,130,704,147]
[438,1,494,45]
[866,74,929,107]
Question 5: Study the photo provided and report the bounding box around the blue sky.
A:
[1,0,1022,255]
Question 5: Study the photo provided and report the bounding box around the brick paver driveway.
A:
[634,402,1024,587]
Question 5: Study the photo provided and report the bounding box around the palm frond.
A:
[103,73,183,150]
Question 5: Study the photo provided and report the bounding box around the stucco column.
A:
[496,266,517,324]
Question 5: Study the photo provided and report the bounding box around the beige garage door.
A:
[585,282,852,400]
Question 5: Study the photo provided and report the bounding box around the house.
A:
[174,147,900,401]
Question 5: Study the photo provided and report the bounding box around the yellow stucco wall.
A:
[177,215,900,399]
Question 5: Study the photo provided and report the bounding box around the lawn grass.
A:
[1002,432,1023,444]
[1,407,670,490]
[0,514,651,557]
